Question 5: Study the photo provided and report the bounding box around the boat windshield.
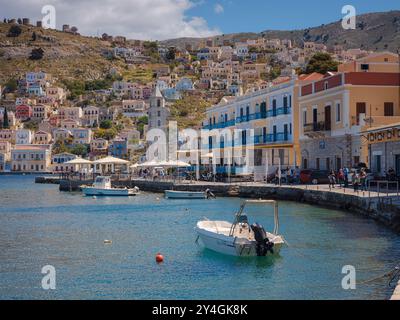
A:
[229,200,279,236]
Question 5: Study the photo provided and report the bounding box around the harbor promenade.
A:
[35,175,400,233]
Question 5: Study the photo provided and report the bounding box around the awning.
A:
[64,158,93,165]
[93,156,130,165]
[136,160,191,168]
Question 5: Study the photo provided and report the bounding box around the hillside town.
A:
[0,18,399,181]
[2,1,400,303]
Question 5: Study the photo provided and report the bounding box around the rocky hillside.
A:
[0,22,125,84]
[162,10,400,52]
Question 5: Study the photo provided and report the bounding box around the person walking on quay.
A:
[294,166,301,185]
[338,168,344,188]
[343,167,349,188]
[274,168,280,185]
[360,168,367,191]
[353,172,360,192]
[328,170,336,189]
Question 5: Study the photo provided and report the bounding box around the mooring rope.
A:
[357,265,400,286]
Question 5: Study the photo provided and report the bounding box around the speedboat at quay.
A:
[165,189,216,199]
[81,176,139,196]
[195,200,285,257]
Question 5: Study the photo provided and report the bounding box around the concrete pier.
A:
[35,177,400,233]
[125,180,400,232]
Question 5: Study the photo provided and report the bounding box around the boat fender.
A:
[155,253,164,263]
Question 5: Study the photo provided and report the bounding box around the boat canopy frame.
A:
[229,200,279,237]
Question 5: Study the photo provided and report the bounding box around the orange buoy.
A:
[155,253,164,263]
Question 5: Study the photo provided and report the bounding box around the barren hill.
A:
[161,10,400,52]
[0,22,124,84]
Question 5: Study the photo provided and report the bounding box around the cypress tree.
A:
[3,107,9,129]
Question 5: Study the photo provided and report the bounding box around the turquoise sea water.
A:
[0,175,399,300]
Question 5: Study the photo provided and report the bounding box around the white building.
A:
[148,87,170,130]
[15,129,33,145]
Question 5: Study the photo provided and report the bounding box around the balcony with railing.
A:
[203,107,292,129]
[202,119,236,130]
[204,132,292,149]
[236,107,292,124]
[303,121,329,133]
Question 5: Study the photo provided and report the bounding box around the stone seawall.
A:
[53,178,400,232]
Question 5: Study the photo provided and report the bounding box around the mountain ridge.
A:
[160,10,400,52]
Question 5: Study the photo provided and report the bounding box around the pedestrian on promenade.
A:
[343,167,349,188]
[294,166,301,184]
[360,168,367,191]
[328,170,336,189]
[353,172,360,192]
[338,168,344,187]
[274,168,280,185]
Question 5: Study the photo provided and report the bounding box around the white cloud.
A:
[0,0,221,40]
[214,3,224,14]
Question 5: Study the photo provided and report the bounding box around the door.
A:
[260,102,267,118]
[384,102,394,116]
[283,96,288,113]
[273,126,277,142]
[272,99,277,116]
[283,124,288,141]
[303,158,308,169]
[356,102,366,125]
[374,155,382,175]
[263,127,267,143]
[312,108,318,130]
[324,105,331,131]
[395,155,400,175]
[336,157,342,171]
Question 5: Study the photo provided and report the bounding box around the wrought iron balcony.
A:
[303,121,329,133]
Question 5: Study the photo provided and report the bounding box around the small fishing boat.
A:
[165,189,215,199]
[81,176,139,196]
[195,200,285,257]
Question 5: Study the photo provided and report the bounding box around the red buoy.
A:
[156,253,164,263]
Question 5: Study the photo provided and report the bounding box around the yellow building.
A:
[299,52,400,170]
[363,122,400,176]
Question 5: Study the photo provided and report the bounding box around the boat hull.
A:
[195,224,283,257]
[82,187,137,196]
[165,190,207,199]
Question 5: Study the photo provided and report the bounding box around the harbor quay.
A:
[35,176,400,233]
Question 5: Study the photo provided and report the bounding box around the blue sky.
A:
[2,0,399,40]
[188,0,400,33]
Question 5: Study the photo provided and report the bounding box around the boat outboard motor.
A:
[205,189,216,199]
[251,223,274,256]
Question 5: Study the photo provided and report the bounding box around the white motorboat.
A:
[165,189,215,199]
[81,176,139,196]
[195,200,285,257]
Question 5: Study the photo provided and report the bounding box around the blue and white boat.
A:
[81,176,139,196]
[165,190,210,199]
[195,200,285,257]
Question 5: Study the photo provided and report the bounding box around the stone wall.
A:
[53,178,400,233]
